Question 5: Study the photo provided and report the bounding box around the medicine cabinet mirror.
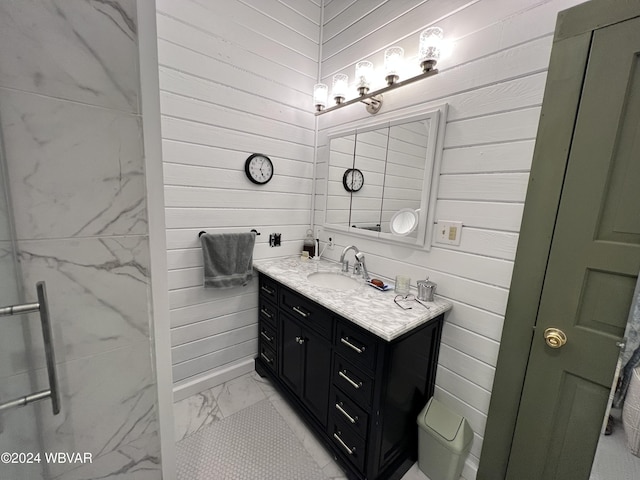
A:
[324,104,447,248]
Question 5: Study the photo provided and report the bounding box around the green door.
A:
[506,14,640,479]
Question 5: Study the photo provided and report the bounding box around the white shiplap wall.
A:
[315,1,587,478]
[155,0,321,400]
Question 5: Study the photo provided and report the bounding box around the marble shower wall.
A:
[0,1,161,479]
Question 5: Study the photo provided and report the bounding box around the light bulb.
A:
[332,74,349,104]
[419,27,443,72]
[384,47,404,85]
[355,61,373,95]
[313,83,328,111]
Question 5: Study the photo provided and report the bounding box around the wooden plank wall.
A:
[315,1,587,478]
[155,0,321,399]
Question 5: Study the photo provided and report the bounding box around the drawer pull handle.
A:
[333,432,356,455]
[260,331,274,342]
[339,370,362,389]
[260,308,273,319]
[292,306,310,318]
[341,337,365,354]
[261,285,275,295]
[260,352,273,365]
[295,336,305,345]
[335,402,358,424]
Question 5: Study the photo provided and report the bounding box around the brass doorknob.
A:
[544,328,567,348]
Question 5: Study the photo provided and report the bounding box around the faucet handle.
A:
[353,262,362,275]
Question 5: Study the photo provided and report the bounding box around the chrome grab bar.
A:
[0,282,60,416]
[0,303,40,316]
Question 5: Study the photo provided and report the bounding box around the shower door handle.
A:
[0,281,61,416]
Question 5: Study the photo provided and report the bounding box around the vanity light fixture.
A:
[355,61,373,95]
[313,83,328,112]
[419,27,443,72]
[384,47,404,85]
[314,27,444,116]
[332,73,349,104]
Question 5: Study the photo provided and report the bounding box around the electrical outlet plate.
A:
[315,226,334,250]
[436,221,462,246]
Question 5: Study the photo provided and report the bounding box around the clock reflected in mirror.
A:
[245,153,274,185]
[343,167,364,192]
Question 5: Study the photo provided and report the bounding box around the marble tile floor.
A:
[174,370,432,480]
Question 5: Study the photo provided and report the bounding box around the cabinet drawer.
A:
[335,320,377,371]
[259,297,278,329]
[329,416,367,472]
[259,322,277,350]
[259,275,279,303]
[280,287,332,340]
[333,355,374,408]
[259,343,277,373]
[331,387,369,439]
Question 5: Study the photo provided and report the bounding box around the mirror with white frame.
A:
[323,104,447,248]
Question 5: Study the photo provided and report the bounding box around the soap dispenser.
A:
[417,276,437,302]
[303,229,315,257]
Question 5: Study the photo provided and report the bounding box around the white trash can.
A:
[417,397,473,480]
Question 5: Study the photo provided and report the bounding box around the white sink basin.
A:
[307,272,361,290]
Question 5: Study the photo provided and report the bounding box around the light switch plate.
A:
[436,221,463,246]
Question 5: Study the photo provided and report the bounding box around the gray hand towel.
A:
[200,232,256,288]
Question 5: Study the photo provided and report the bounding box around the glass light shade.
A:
[355,61,373,95]
[332,74,349,103]
[384,47,404,85]
[419,27,443,71]
[313,83,328,110]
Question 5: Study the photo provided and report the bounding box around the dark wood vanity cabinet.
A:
[255,273,444,480]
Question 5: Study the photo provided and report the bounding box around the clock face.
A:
[343,168,364,192]
[245,154,274,185]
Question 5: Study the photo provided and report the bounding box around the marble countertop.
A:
[253,256,452,342]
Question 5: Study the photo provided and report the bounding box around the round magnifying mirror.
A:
[389,208,419,236]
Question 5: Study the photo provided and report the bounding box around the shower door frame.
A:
[137,1,177,477]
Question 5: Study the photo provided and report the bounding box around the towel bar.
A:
[0,281,61,416]
[199,229,260,237]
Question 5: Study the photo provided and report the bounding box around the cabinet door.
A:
[280,313,303,395]
[302,328,332,426]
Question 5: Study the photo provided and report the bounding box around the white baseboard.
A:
[173,357,255,403]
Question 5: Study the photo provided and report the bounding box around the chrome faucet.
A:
[340,245,370,281]
[340,245,359,272]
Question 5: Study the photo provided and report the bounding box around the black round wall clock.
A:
[245,153,274,185]
[343,168,364,192]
